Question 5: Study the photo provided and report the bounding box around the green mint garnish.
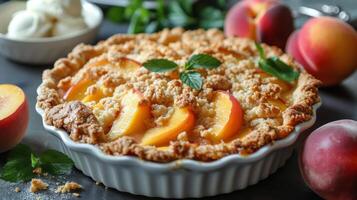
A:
[179,71,203,90]
[143,54,221,90]
[255,42,299,83]
[143,59,178,72]
[0,144,74,182]
[185,54,221,70]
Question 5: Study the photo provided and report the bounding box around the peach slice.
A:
[208,91,244,142]
[108,90,151,141]
[63,78,94,101]
[87,57,141,74]
[0,84,29,152]
[141,107,195,147]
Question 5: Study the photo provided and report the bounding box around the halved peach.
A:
[208,91,244,142]
[0,84,29,152]
[141,107,195,147]
[108,90,151,141]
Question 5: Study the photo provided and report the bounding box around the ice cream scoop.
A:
[27,0,82,18]
[53,17,88,37]
[7,10,53,39]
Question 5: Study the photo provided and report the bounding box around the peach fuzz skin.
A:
[299,120,357,200]
[0,84,29,152]
[224,0,293,49]
[287,17,357,86]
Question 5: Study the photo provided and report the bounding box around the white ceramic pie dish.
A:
[35,90,320,198]
[0,1,102,64]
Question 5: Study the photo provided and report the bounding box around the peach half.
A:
[225,0,294,49]
[286,17,357,86]
[208,91,244,142]
[141,107,195,147]
[0,84,29,152]
[108,90,151,141]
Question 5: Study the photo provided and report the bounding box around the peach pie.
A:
[37,28,321,162]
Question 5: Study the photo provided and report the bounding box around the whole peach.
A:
[286,17,357,86]
[299,120,357,200]
[225,0,294,49]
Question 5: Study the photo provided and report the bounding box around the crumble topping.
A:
[38,28,321,162]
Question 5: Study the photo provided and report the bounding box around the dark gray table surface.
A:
[0,1,357,199]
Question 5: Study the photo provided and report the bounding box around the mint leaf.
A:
[199,7,225,29]
[186,54,221,70]
[168,0,196,27]
[39,150,73,175]
[106,7,125,23]
[180,71,203,90]
[255,42,299,82]
[0,144,74,182]
[143,59,178,72]
[255,42,266,60]
[0,144,34,182]
[259,58,299,83]
[31,153,40,168]
[0,159,34,182]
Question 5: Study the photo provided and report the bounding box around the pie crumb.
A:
[73,193,80,197]
[32,167,42,175]
[55,182,82,193]
[95,181,101,185]
[30,179,48,193]
[14,187,21,193]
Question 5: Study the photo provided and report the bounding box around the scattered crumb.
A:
[95,181,101,186]
[32,167,42,175]
[30,179,48,193]
[55,182,82,193]
[36,197,41,200]
[14,187,21,193]
[73,193,80,198]
[43,172,49,177]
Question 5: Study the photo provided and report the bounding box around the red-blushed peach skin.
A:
[0,84,29,152]
[256,4,293,49]
[286,30,312,69]
[298,17,357,86]
[224,0,293,49]
[225,2,257,40]
[299,120,357,200]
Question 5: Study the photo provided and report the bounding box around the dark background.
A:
[0,0,356,199]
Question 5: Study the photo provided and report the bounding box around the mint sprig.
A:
[255,42,299,83]
[142,59,178,72]
[143,54,221,90]
[0,144,74,182]
[179,71,203,90]
[185,54,221,70]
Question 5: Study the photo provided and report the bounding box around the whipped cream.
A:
[7,0,87,39]
[27,0,82,18]
[53,17,87,36]
[7,10,53,39]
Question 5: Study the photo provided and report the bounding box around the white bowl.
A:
[0,1,103,64]
[35,87,321,198]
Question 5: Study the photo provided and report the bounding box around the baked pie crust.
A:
[37,28,321,162]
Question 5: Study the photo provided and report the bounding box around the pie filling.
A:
[38,28,321,162]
